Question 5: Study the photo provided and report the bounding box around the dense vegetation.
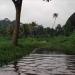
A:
[0,13,75,66]
[0,34,75,66]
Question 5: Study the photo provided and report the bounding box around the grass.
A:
[0,34,75,66]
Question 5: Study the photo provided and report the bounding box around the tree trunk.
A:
[12,7,21,46]
[52,17,56,28]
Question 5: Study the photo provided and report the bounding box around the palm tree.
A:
[52,13,58,28]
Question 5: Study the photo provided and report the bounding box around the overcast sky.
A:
[0,0,75,27]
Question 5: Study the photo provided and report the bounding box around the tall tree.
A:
[12,0,51,46]
[12,0,23,46]
[52,13,58,28]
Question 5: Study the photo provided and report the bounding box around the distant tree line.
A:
[0,13,75,38]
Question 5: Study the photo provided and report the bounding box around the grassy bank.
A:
[0,34,75,66]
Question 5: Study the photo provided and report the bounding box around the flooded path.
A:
[0,49,75,75]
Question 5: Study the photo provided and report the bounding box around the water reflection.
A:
[13,61,21,75]
[66,55,75,74]
[0,49,75,75]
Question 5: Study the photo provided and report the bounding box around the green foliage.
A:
[0,34,75,66]
[63,13,75,36]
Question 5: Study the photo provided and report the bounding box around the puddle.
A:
[0,49,75,75]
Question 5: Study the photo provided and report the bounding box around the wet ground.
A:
[0,49,75,75]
